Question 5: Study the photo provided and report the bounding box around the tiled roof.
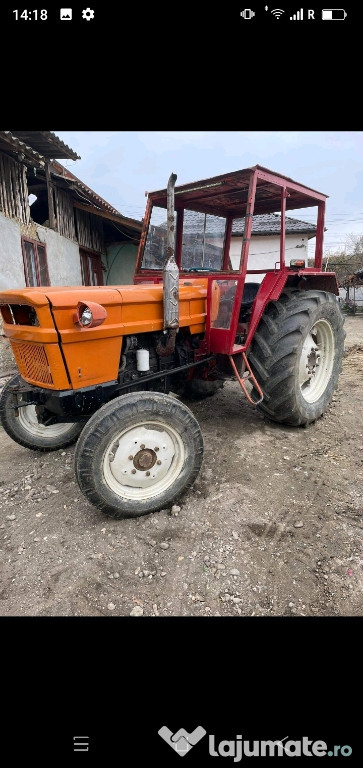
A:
[181,210,317,237]
[232,212,317,237]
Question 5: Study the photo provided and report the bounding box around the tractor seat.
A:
[241,282,260,308]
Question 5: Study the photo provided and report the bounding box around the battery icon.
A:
[322,9,347,19]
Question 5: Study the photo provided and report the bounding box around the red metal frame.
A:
[133,164,332,359]
[222,217,233,271]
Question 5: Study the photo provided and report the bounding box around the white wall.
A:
[0,213,83,289]
[37,225,82,285]
[210,233,310,283]
[0,212,26,290]
[230,234,310,283]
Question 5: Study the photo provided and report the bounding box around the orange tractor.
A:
[0,166,345,518]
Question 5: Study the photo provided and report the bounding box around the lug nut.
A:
[146,471,150,476]
[140,444,145,449]
[157,460,161,465]
[154,447,159,452]
[131,469,136,474]
[128,455,133,460]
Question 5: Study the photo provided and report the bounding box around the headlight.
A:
[80,307,93,326]
[73,301,107,328]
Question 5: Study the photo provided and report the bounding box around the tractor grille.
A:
[11,342,54,386]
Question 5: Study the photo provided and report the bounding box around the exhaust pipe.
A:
[163,172,179,330]
[157,173,179,358]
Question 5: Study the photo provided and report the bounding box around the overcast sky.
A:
[54,131,363,256]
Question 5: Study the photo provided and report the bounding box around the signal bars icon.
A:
[290,7,303,19]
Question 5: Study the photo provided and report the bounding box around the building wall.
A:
[36,225,82,285]
[230,234,310,282]
[209,233,310,282]
[105,242,139,285]
[0,212,84,290]
[0,214,84,371]
[0,212,26,291]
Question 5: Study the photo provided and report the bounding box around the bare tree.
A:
[308,233,363,286]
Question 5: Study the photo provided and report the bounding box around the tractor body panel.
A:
[0,282,208,390]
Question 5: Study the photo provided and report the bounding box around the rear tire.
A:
[248,290,345,426]
[74,391,204,518]
[0,374,84,451]
[183,378,224,400]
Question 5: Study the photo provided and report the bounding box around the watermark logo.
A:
[158,726,207,756]
[158,728,352,760]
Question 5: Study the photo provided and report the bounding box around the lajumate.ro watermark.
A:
[158,727,353,760]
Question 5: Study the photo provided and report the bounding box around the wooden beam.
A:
[73,200,142,232]
[45,161,56,230]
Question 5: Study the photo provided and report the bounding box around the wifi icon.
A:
[271,8,285,17]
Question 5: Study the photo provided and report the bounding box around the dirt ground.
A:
[0,315,362,617]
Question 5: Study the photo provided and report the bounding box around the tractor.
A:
[0,165,345,518]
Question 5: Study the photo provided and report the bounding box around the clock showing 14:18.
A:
[13,9,48,20]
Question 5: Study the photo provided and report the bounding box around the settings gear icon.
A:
[82,7,95,20]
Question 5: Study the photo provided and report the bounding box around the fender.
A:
[244,270,339,351]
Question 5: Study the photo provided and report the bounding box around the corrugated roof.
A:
[0,131,46,167]
[9,131,80,160]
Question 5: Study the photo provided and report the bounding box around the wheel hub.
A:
[299,319,335,403]
[103,423,182,492]
[133,448,157,471]
[306,345,320,377]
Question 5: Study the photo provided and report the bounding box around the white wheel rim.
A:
[18,403,75,438]
[102,420,186,501]
[298,318,335,403]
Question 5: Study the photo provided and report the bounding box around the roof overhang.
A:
[9,131,80,160]
[0,131,46,168]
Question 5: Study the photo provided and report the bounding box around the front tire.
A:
[0,374,84,451]
[248,290,345,426]
[74,391,204,518]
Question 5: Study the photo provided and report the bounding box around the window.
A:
[80,248,104,286]
[181,211,227,271]
[142,206,177,269]
[22,237,50,286]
